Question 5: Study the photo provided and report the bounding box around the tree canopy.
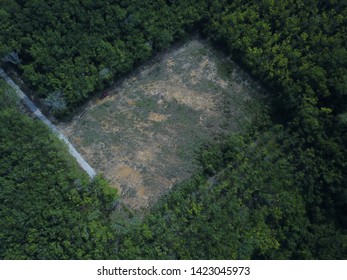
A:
[0,0,346,259]
[0,83,118,259]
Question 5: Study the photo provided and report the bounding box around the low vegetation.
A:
[58,39,265,209]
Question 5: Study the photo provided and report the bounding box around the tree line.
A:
[118,123,346,259]
[0,82,118,259]
[0,0,206,114]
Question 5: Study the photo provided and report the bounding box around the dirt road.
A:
[0,68,96,179]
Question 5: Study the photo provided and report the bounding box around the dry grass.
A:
[57,39,265,210]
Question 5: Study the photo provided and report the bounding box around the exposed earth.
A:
[58,39,264,209]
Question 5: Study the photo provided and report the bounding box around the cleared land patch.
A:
[58,39,265,209]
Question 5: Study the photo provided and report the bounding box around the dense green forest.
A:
[119,126,346,259]
[0,0,207,113]
[1,0,346,259]
[0,82,118,259]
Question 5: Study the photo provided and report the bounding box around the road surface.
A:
[0,68,96,179]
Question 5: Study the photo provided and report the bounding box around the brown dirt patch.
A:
[57,38,263,210]
[148,112,169,122]
[113,164,143,188]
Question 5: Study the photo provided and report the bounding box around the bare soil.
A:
[57,39,265,210]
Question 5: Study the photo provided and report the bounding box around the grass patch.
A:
[58,38,267,209]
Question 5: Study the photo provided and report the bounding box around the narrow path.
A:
[0,68,96,179]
